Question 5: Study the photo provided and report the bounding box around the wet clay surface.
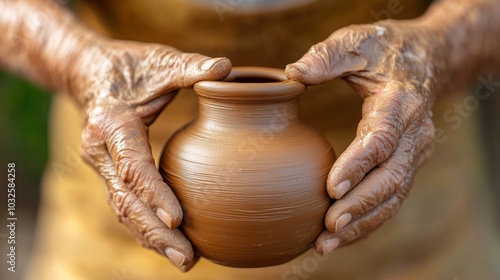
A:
[160,67,336,267]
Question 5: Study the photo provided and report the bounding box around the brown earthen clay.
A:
[159,67,336,268]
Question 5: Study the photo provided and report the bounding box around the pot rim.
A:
[194,67,306,101]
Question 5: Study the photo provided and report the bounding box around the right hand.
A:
[73,38,231,272]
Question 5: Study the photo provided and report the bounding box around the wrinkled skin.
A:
[0,0,229,272]
[1,0,500,274]
[286,21,437,255]
[76,40,231,271]
[286,0,500,255]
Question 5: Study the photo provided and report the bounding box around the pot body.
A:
[159,67,335,268]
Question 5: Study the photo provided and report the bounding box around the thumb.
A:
[285,25,383,85]
[159,51,232,89]
[183,54,233,86]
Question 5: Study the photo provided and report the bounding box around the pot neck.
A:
[193,67,306,131]
[196,97,300,130]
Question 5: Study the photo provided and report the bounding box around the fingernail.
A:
[165,247,187,266]
[335,213,352,232]
[322,238,340,255]
[179,257,198,273]
[335,180,351,199]
[285,62,308,76]
[200,58,223,71]
[156,208,172,228]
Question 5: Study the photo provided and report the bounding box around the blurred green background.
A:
[0,69,51,197]
[0,70,51,280]
[0,0,76,227]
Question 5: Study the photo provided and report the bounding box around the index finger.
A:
[327,86,425,199]
[285,25,384,84]
[81,119,194,268]
[85,106,183,228]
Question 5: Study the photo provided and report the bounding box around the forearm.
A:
[0,0,104,104]
[419,0,500,90]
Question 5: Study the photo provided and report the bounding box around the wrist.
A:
[415,0,500,91]
[66,32,112,111]
[0,0,111,105]
[372,19,445,98]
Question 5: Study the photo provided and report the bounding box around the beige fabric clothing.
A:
[27,0,500,279]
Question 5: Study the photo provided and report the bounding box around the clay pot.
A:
[159,67,336,268]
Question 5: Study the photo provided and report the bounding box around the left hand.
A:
[286,20,439,255]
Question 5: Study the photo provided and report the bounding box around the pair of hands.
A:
[78,20,436,271]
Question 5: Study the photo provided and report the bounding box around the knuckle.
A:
[379,196,401,219]
[365,130,398,163]
[407,95,427,120]
[420,119,436,147]
[383,167,406,192]
[116,154,135,181]
[108,121,145,147]
[175,53,193,73]
[113,190,139,219]
[393,85,429,122]
[309,42,330,55]
[395,186,410,200]
[81,128,99,152]
[359,179,394,210]
[80,132,107,163]
[143,227,168,249]
[86,108,107,130]
[116,158,157,193]
[166,52,205,85]
[355,158,374,180]
[380,154,411,187]
[183,52,205,67]
[383,84,426,123]
[338,195,403,245]
[384,173,410,199]
[332,24,378,43]
[115,160,161,209]
[357,194,380,213]
[153,47,181,69]
[338,222,364,245]
[307,42,333,69]
[114,141,149,173]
